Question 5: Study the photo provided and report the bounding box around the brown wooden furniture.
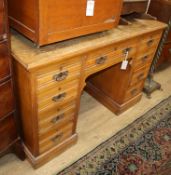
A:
[122,0,148,15]
[11,19,166,168]
[148,0,171,67]
[8,0,123,46]
[0,0,24,159]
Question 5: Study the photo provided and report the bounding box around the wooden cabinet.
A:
[11,19,166,168]
[0,0,24,159]
[8,0,123,46]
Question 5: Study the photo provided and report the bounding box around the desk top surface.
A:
[11,19,166,71]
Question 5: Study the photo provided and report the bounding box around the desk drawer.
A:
[39,104,76,134]
[138,37,160,54]
[39,122,73,154]
[38,80,79,109]
[0,80,14,119]
[133,52,154,70]
[85,40,136,75]
[129,66,150,87]
[124,82,143,102]
[0,42,10,82]
[37,58,82,88]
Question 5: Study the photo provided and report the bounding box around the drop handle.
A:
[137,73,144,80]
[51,133,63,143]
[51,113,64,124]
[52,93,66,102]
[96,56,107,65]
[123,47,132,54]
[147,39,154,46]
[142,55,149,62]
[53,71,69,81]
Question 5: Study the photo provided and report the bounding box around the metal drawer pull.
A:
[51,113,65,124]
[142,55,148,62]
[147,39,154,46]
[52,93,66,102]
[137,73,144,80]
[96,56,107,65]
[131,89,138,96]
[51,133,63,143]
[53,71,69,81]
[123,47,132,54]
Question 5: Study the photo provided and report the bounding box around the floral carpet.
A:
[57,96,171,175]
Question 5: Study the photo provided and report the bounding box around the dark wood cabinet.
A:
[8,0,123,46]
[148,0,171,67]
[0,0,24,159]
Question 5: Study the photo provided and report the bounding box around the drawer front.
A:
[0,0,6,41]
[0,43,10,82]
[38,80,79,109]
[124,82,143,102]
[39,122,73,154]
[0,114,17,152]
[85,44,136,75]
[138,37,160,54]
[37,58,82,88]
[133,52,154,70]
[39,104,76,134]
[129,66,150,87]
[0,80,14,119]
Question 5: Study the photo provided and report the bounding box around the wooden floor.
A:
[0,66,171,175]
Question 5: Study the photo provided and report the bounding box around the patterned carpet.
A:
[57,96,171,175]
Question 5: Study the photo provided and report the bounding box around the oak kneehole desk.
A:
[11,19,166,168]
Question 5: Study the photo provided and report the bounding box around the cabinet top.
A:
[11,19,166,71]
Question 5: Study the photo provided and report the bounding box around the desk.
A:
[11,19,166,168]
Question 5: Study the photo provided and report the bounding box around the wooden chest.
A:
[0,0,24,160]
[8,0,123,46]
[11,19,166,168]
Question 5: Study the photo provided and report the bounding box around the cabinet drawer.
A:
[0,1,6,41]
[39,104,76,134]
[85,44,136,75]
[38,80,79,109]
[0,114,17,152]
[138,37,160,54]
[0,43,10,82]
[129,66,150,87]
[37,58,82,88]
[133,52,154,70]
[140,31,162,43]
[124,82,143,102]
[0,80,14,119]
[39,122,73,154]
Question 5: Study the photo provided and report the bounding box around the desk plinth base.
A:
[86,82,142,115]
[24,134,78,169]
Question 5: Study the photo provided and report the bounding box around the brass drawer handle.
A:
[52,93,66,102]
[96,56,107,65]
[51,113,64,124]
[137,73,144,80]
[147,39,154,46]
[123,47,132,54]
[131,89,138,96]
[142,55,149,62]
[51,133,63,143]
[53,71,69,81]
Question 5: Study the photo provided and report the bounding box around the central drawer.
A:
[85,41,137,75]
